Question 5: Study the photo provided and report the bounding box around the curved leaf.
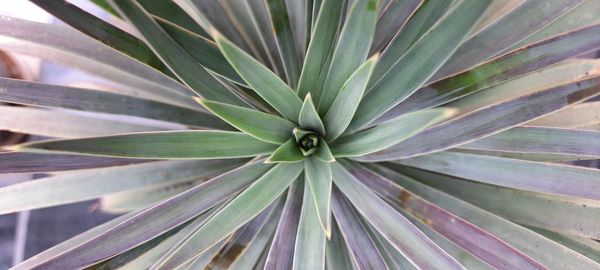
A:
[304,157,332,236]
[293,177,327,270]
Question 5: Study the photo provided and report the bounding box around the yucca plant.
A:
[1,0,600,269]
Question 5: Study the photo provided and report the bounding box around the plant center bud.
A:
[299,134,319,151]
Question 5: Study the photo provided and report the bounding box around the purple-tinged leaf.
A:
[346,163,546,269]
[331,189,389,270]
[0,78,228,129]
[434,0,585,79]
[153,163,303,269]
[358,70,600,161]
[331,163,464,269]
[370,0,422,54]
[11,161,271,270]
[265,180,302,270]
[397,166,600,240]
[461,126,600,159]
[376,23,600,123]
[370,164,600,269]
[394,151,600,202]
[0,152,149,174]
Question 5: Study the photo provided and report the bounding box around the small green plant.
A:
[1,0,600,269]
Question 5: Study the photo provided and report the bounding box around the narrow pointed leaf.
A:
[12,161,271,270]
[528,101,600,129]
[511,0,600,49]
[299,94,326,135]
[0,16,194,106]
[304,157,332,236]
[0,159,241,214]
[13,131,278,159]
[156,18,244,85]
[265,180,302,270]
[326,219,357,270]
[29,0,169,74]
[435,0,585,79]
[461,126,600,159]
[374,164,600,269]
[267,138,304,163]
[370,0,422,54]
[154,163,303,269]
[371,0,452,88]
[379,23,600,121]
[228,199,283,269]
[137,0,207,36]
[349,0,491,131]
[0,78,227,129]
[350,163,547,269]
[395,151,600,202]
[331,190,389,270]
[400,166,600,240]
[296,0,344,98]
[199,99,295,144]
[331,163,463,269]
[215,32,303,120]
[0,106,164,138]
[314,141,335,162]
[293,178,327,270]
[359,66,600,161]
[317,0,380,113]
[0,153,148,174]
[264,0,301,88]
[112,0,245,106]
[324,55,378,141]
[332,108,455,157]
[529,227,600,264]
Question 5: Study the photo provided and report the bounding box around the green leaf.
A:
[304,157,332,237]
[349,0,491,132]
[373,164,600,269]
[0,153,147,174]
[293,177,327,270]
[298,94,326,135]
[264,0,302,88]
[317,0,380,113]
[29,0,169,74]
[111,0,245,106]
[528,101,600,129]
[359,60,600,161]
[314,141,335,163]
[379,22,600,122]
[331,163,463,269]
[323,55,378,141]
[13,131,278,159]
[266,138,304,163]
[370,0,452,89]
[332,108,455,157]
[198,99,295,144]
[156,17,245,85]
[528,227,600,264]
[137,0,208,36]
[296,0,344,98]
[0,78,228,130]
[214,32,303,120]
[153,163,303,269]
[325,220,356,270]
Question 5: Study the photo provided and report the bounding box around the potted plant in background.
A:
[1,0,600,269]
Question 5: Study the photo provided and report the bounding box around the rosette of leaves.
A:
[1,0,600,269]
